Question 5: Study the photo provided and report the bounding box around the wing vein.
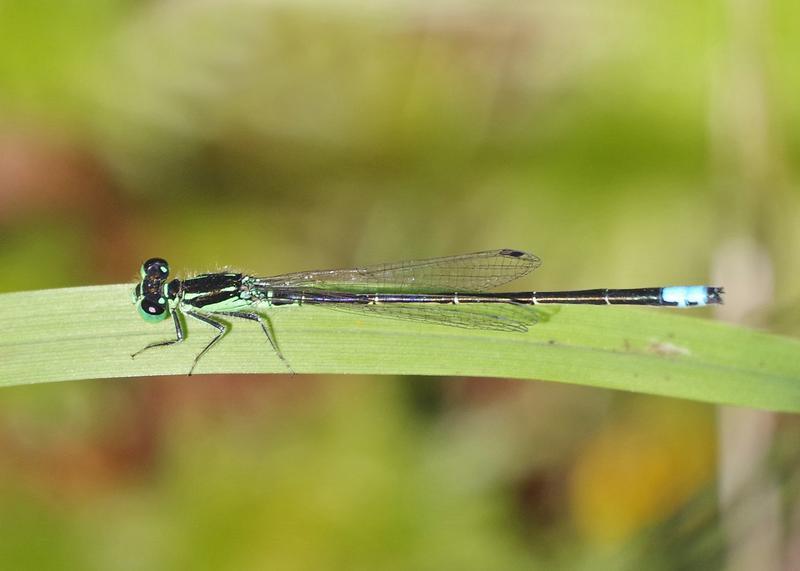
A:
[257,249,540,293]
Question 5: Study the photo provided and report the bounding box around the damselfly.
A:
[131,249,724,374]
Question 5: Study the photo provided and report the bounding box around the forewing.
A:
[259,249,540,293]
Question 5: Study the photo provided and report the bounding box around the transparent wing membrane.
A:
[321,303,547,333]
[259,249,541,293]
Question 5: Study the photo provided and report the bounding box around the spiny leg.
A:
[132,310,184,358]
[217,311,294,374]
[185,310,228,376]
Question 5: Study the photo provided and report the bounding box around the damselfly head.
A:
[134,258,172,322]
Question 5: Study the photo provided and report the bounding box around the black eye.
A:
[137,295,169,322]
[140,297,166,316]
[142,258,170,279]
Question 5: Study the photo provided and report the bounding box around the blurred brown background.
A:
[1,1,798,569]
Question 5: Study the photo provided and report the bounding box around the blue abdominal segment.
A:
[661,286,711,308]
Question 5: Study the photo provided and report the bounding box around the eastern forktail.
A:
[131,249,724,374]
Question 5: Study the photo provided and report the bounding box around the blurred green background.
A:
[1,0,798,569]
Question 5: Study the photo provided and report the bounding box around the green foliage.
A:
[2,285,798,412]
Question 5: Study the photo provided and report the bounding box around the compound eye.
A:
[142,258,170,279]
[138,297,168,322]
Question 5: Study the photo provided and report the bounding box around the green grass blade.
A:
[1,284,798,412]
